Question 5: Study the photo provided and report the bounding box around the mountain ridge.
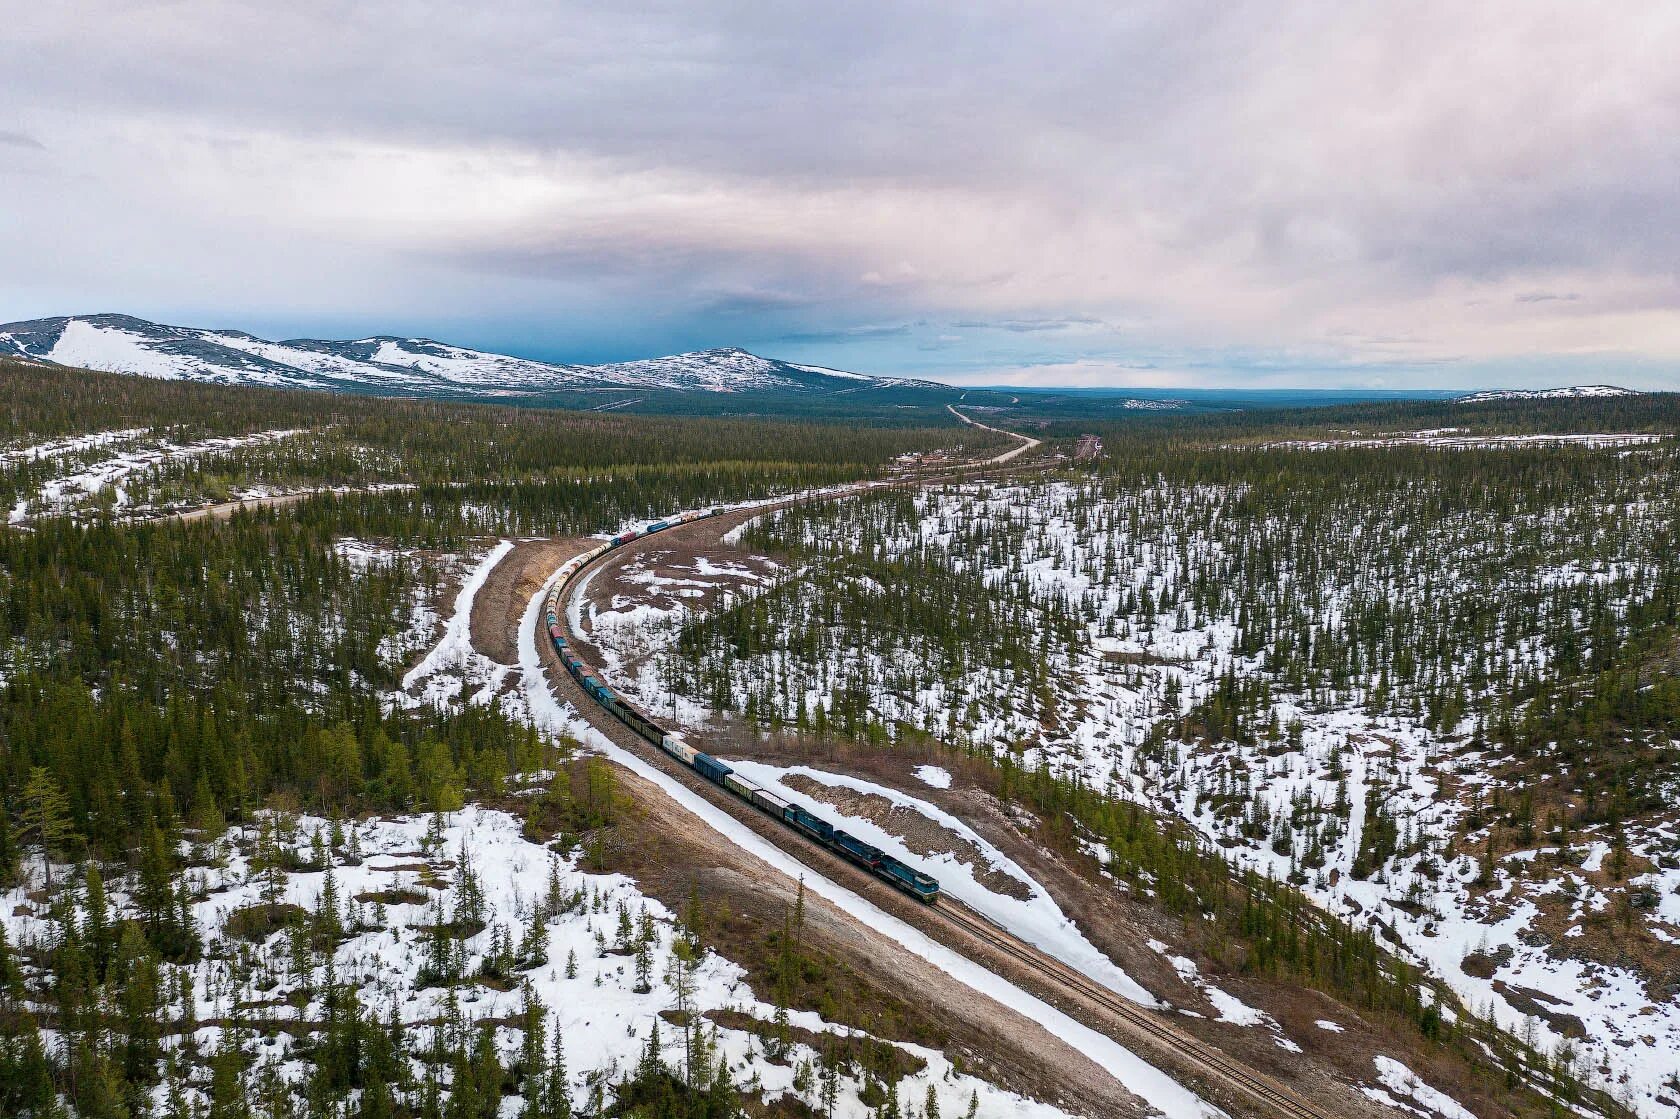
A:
[0,313,942,398]
[1455,385,1641,403]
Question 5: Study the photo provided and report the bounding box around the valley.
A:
[12,7,1679,1118]
[1,356,1676,1119]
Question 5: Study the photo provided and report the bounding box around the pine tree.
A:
[84,862,113,979]
[317,863,344,944]
[19,767,73,887]
[707,1053,738,1118]
[111,922,163,1091]
[540,1032,572,1119]
[519,904,548,969]
[637,1020,664,1083]
[207,1027,253,1119]
[191,770,225,837]
[666,939,699,1086]
[820,1046,840,1119]
[447,1027,505,1119]
[0,984,57,1119]
[69,1036,132,1119]
[882,1076,902,1119]
[519,986,548,1119]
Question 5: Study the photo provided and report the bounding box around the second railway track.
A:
[937,903,1333,1119]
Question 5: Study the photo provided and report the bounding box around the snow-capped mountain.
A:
[0,314,937,397]
[1456,385,1641,403]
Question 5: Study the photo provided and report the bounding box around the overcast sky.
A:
[4,2,1678,387]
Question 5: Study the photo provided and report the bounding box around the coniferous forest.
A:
[3,356,1676,1118]
[0,359,999,1119]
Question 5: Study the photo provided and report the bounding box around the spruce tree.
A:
[19,767,73,887]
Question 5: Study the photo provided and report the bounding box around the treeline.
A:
[0,359,982,468]
[1,358,990,526]
[1006,389,1680,444]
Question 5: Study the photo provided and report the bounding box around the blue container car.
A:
[692,754,732,784]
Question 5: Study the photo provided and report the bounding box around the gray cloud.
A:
[952,317,1109,334]
[3,2,1679,386]
[776,323,920,343]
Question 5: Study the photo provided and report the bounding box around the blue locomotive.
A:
[541,511,941,905]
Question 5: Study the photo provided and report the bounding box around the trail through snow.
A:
[401,540,514,690]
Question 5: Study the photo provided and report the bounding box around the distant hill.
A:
[0,313,941,399]
[1455,385,1641,404]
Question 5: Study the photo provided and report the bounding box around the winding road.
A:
[948,403,1044,463]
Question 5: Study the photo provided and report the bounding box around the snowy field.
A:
[1250,430,1668,451]
[3,426,309,522]
[0,538,1120,1119]
[627,477,1680,1118]
[1,803,1079,1119]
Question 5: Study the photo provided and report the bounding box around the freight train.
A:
[542,509,941,904]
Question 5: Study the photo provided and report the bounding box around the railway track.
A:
[538,429,1344,1119]
[937,902,1334,1119]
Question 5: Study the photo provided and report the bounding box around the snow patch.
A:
[913,765,953,789]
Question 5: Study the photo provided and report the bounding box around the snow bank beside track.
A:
[516,569,1220,1119]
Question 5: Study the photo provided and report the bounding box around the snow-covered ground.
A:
[1364,1056,1478,1119]
[1456,386,1640,403]
[5,426,308,522]
[639,476,1680,1117]
[511,564,1222,1119]
[1,803,1080,1119]
[1252,431,1666,451]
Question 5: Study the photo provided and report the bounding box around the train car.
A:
[617,703,666,746]
[831,830,883,870]
[750,787,790,820]
[661,734,698,765]
[877,856,941,903]
[692,754,732,784]
[787,804,834,844]
[723,772,759,799]
[609,529,639,547]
